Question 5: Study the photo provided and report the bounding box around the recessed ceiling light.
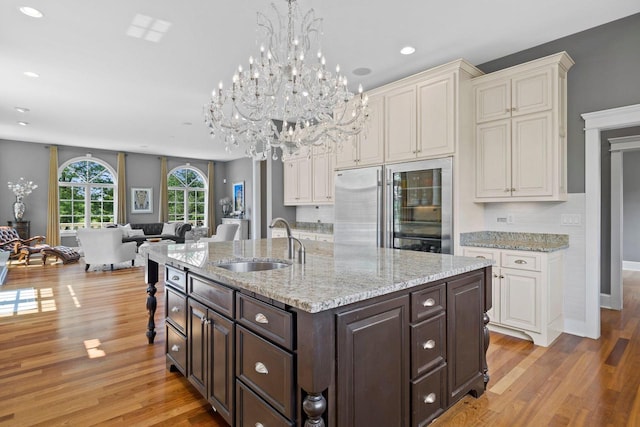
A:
[17,121,29,126]
[400,46,416,55]
[19,6,43,18]
[15,107,30,113]
[352,67,372,76]
[23,71,40,78]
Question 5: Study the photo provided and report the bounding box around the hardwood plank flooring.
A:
[1,260,639,426]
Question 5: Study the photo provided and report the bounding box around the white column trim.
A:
[581,103,640,340]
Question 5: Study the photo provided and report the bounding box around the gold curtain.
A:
[207,161,215,236]
[46,146,60,246]
[158,157,168,222]
[116,152,126,224]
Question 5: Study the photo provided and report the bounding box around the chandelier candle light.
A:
[8,177,38,222]
[204,0,369,160]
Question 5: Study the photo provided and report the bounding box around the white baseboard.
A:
[623,260,640,271]
[600,293,612,309]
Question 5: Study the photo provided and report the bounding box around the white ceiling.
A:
[2,1,639,162]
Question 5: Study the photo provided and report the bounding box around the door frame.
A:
[582,103,640,339]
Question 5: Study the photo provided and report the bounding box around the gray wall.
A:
[1,139,224,244]
[623,149,640,262]
[222,157,253,220]
[477,12,640,194]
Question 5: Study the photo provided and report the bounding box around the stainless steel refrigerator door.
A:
[385,158,453,254]
[334,167,383,246]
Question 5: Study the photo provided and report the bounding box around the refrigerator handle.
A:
[377,168,382,247]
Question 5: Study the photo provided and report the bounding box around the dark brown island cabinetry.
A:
[160,262,490,427]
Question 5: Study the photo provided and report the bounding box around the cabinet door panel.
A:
[358,95,385,166]
[335,135,358,169]
[188,299,208,397]
[475,119,511,198]
[447,272,484,405]
[511,68,553,116]
[312,151,331,203]
[418,74,455,157]
[500,269,541,332]
[386,86,417,163]
[475,79,510,123]
[337,296,410,427]
[297,156,313,203]
[283,160,298,205]
[511,112,553,197]
[208,311,234,423]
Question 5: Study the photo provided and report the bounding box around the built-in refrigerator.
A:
[333,158,453,254]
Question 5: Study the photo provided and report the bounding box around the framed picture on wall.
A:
[131,187,153,214]
[233,181,244,214]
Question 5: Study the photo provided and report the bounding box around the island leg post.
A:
[145,257,159,344]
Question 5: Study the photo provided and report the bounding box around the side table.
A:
[7,220,30,239]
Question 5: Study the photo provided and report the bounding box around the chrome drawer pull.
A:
[255,423,265,427]
[255,362,269,375]
[422,340,436,350]
[514,259,527,264]
[424,393,436,404]
[422,298,435,307]
[475,255,486,259]
[171,344,180,352]
[171,306,180,313]
[171,275,180,281]
[255,313,269,324]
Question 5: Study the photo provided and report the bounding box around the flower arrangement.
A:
[8,177,38,201]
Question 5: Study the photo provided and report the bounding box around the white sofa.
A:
[77,228,137,271]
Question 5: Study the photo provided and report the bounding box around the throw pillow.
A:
[119,223,132,237]
[161,223,176,235]
[128,229,145,237]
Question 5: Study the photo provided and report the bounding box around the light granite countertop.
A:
[147,239,491,313]
[460,231,569,252]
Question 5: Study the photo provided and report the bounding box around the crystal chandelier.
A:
[204,0,369,160]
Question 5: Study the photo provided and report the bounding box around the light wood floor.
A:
[0,260,639,426]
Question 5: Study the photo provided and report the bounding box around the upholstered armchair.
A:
[200,223,239,242]
[76,228,137,271]
[0,226,47,262]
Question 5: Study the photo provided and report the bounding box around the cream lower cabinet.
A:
[270,228,333,242]
[462,247,564,347]
[473,52,574,202]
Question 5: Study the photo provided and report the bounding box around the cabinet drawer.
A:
[236,380,294,427]
[411,311,446,379]
[411,364,446,427]
[165,266,186,291]
[166,287,187,334]
[501,251,541,271]
[236,294,293,350]
[462,248,498,263]
[236,326,294,419]
[411,284,445,323]
[189,274,234,318]
[315,233,334,242]
[166,324,187,375]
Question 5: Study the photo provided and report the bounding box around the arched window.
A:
[59,157,117,233]
[167,166,207,226]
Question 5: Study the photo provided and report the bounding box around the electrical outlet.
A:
[497,217,507,223]
[507,214,514,224]
[561,213,582,226]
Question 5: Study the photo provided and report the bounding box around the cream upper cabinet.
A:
[385,70,458,163]
[385,85,417,163]
[283,153,312,205]
[335,94,384,169]
[473,52,574,202]
[312,145,334,203]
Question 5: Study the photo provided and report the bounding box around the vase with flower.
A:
[7,177,38,222]
[219,196,232,217]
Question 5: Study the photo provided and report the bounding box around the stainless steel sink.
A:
[215,260,291,273]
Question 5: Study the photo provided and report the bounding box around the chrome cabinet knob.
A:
[424,393,436,404]
[422,340,436,350]
[254,362,269,375]
[255,313,269,324]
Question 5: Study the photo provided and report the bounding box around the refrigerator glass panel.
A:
[392,168,443,253]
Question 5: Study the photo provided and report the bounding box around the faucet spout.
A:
[269,217,295,259]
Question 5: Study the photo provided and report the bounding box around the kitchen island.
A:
[145,239,492,427]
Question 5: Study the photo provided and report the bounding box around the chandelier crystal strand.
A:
[204,0,369,160]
